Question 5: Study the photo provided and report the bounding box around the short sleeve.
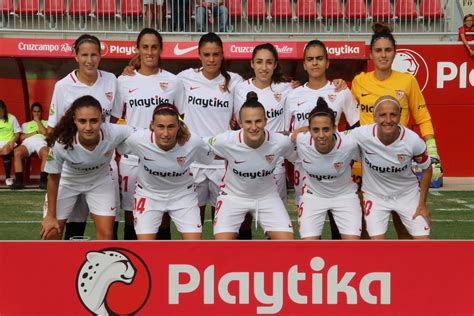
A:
[194,137,215,165]
[44,145,64,174]
[341,88,360,126]
[412,135,431,170]
[47,83,62,128]
[111,76,125,119]
[11,115,21,133]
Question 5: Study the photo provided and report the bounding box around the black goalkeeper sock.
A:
[124,223,137,240]
[236,228,253,240]
[15,172,23,184]
[156,227,171,240]
[40,171,48,184]
[64,222,87,240]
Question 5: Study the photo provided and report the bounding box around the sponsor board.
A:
[0,241,472,315]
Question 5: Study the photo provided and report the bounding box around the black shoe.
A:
[11,182,25,190]
[39,182,47,190]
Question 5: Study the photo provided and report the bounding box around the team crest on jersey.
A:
[265,154,275,164]
[327,93,337,103]
[395,90,405,100]
[176,156,187,167]
[273,92,282,102]
[397,154,407,163]
[218,84,226,93]
[105,92,113,101]
[160,82,169,90]
[334,162,343,172]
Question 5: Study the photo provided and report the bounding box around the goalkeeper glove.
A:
[425,138,443,186]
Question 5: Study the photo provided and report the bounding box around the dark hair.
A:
[252,43,287,84]
[46,95,103,149]
[239,91,266,119]
[198,32,231,92]
[30,102,43,120]
[74,34,101,55]
[304,40,329,60]
[308,97,336,127]
[0,99,9,122]
[370,23,396,51]
[464,14,473,23]
[134,28,164,70]
[151,103,190,146]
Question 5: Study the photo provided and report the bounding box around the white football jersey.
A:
[45,124,133,186]
[234,79,292,133]
[208,130,295,199]
[118,130,214,198]
[296,132,359,198]
[285,82,359,132]
[48,70,117,128]
[112,69,184,129]
[350,124,431,196]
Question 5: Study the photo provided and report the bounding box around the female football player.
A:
[41,96,133,240]
[117,103,213,240]
[0,100,21,186]
[350,96,432,239]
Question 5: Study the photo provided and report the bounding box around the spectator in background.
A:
[144,0,162,29]
[172,0,189,31]
[196,0,228,32]
[0,100,21,187]
[11,102,48,190]
[458,14,474,57]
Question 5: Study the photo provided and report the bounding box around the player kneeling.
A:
[350,96,432,239]
[40,96,134,240]
[207,92,295,240]
[117,104,214,240]
[296,98,361,240]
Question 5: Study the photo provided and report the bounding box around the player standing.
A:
[41,96,133,240]
[117,104,214,240]
[47,34,119,240]
[349,96,432,239]
[208,92,295,240]
[296,98,361,240]
[111,28,183,240]
[177,32,243,231]
[351,22,442,238]
[285,40,359,207]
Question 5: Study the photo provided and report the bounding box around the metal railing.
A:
[0,0,451,34]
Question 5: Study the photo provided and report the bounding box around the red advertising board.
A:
[0,241,473,315]
[0,38,366,60]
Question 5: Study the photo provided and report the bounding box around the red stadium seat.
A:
[15,0,40,15]
[0,0,14,13]
[94,0,117,16]
[394,0,417,19]
[43,0,66,15]
[270,0,293,19]
[68,0,92,16]
[246,0,268,19]
[345,0,367,19]
[226,0,242,18]
[320,0,343,19]
[121,0,142,16]
[369,0,393,20]
[419,0,443,18]
[296,0,317,19]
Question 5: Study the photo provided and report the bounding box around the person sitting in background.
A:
[458,14,474,57]
[11,102,48,190]
[195,0,228,32]
[0,100,21,187]
[172,0,190,31]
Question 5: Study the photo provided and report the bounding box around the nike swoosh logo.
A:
[129,88,138,93]
[234,160,245,164]
[424,227,430,231]
[297,102,305,106]
[144,157,155,161]
[173,44,199,56]
[71,162,83,165]
[361,93,370,96]
[303,159,311,164]
[190,86,200,90]
[364,150,376,155]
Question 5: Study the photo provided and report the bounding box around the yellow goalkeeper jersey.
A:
[351,70,434,137]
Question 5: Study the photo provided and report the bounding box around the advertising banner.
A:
[0,241,472,315]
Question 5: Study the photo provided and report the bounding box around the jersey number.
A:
[363,200,373,217]
[134,197,146,213]
[297,202,304,218]
[120,175,129,193]
[294,170,300,186]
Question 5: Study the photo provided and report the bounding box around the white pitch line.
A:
[435,208,473,211]
[430,191,443,196]
[447,198,468,204]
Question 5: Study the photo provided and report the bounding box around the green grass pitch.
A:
[0,190,473,240]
